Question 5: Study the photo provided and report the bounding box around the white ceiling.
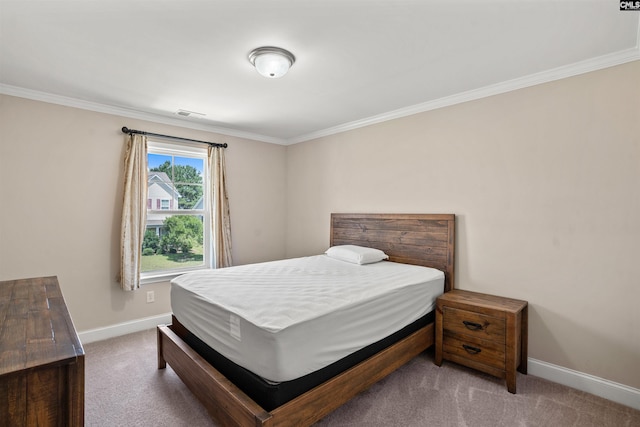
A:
[1,1,638,145]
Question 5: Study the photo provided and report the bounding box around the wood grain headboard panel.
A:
[330,213,455,292]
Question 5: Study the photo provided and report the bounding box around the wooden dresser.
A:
[0,276,84,426]
[435,289,528,393]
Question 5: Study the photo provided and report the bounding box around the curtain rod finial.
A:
[121,126,130,134]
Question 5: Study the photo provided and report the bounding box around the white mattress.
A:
[170,255,444,383]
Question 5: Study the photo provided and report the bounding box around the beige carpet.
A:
[84,329,640,426]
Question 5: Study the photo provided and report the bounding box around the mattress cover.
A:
[171,254,444,382]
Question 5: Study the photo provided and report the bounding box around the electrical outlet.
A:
[146,290,155,303]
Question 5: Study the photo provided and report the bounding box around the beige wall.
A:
[0,95,287,332]
[286,61,640,389]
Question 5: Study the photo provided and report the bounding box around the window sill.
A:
[141,267,210,285]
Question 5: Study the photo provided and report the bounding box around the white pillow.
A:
[325,245,389,265]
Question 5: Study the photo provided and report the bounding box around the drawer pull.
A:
[463,320,484,331]
[462,344,482,355]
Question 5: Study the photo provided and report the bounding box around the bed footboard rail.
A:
[157,324,272,427]
[269,323,434,426]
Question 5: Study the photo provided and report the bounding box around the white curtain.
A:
[208,146,233,268]
[119,133,148,290]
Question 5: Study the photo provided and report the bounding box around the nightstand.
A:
[434,289,528,393]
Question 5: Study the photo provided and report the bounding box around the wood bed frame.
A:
[157,213,455,426]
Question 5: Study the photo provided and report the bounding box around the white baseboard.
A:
[78,317,640,411]
[78,312,172,344]
[528,358,640,411]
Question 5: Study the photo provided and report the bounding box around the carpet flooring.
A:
[84,329,640,426]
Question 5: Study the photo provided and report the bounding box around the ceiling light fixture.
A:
[248,46,296,79]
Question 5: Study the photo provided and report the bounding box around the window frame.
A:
[141,140,211,285]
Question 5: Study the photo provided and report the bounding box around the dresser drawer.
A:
[443,333,505,370]
[443,307,506,343]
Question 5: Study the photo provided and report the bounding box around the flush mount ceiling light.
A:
[248,46,296,79]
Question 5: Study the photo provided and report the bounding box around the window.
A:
[141,140,210,282]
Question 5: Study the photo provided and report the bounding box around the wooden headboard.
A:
[330,213,455,292]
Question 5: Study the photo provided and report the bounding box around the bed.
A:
[157,213,455,426]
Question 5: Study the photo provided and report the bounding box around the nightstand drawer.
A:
[443,333,505,370]
[443,307,505,342]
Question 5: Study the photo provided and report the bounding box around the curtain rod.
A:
[121,127,228,148]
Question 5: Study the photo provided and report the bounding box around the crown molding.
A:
[0,84,288,145]
[286,46,640,145]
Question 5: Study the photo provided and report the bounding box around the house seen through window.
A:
[142,141,210,278]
